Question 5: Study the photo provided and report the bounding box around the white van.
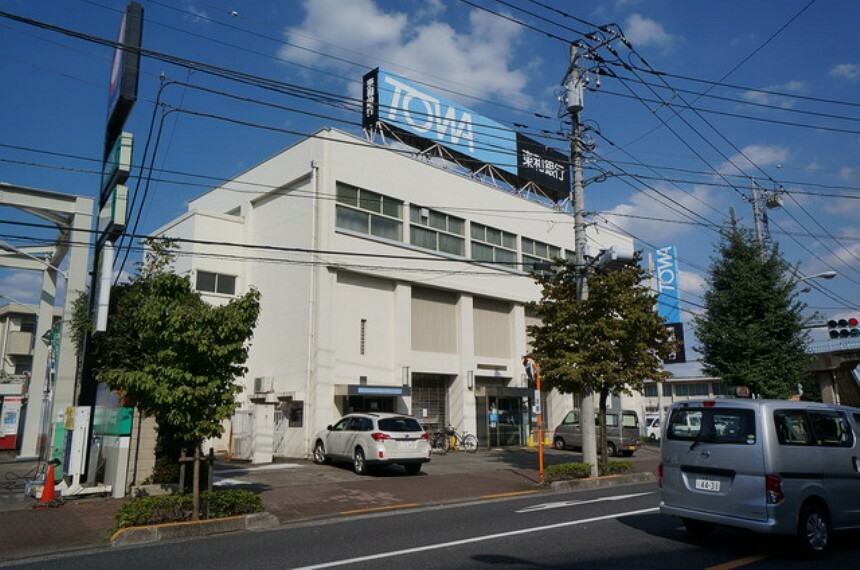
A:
[659,399,860,557]
[553,409,641,456]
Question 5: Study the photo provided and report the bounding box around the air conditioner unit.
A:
[419,207,430,219]
[254,376,274,394]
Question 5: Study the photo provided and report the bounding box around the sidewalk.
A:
[0,447,660,563]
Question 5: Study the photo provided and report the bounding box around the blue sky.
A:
[2,0,859,372]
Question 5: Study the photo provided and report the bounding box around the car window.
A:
[332,418,352,431]
[809,411,854,447]
[562,411,579,425]
[667,407,755,444]
[622,413,639,428]
[774,410,813,445]
[378,417,423,432]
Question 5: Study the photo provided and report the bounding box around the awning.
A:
[334,384,411,397]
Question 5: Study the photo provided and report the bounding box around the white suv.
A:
[312,413,432,475]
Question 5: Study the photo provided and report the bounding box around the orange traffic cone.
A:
[40,464,56,503]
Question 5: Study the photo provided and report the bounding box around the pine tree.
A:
[693,212,810,399]
[528,255,675,474]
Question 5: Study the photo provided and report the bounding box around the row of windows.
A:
[335,182,571,269]
[644,382,729,398]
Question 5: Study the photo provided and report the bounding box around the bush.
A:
[544,460,635,482]
[115,489,264,529]
[544,462,593,482]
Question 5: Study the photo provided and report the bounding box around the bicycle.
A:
[432,426,478,454]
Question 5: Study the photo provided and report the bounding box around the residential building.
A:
[155,128,634,462]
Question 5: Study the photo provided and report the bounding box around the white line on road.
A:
[515,491,653,513]
[215,463,303,476]
[292,507,659,569]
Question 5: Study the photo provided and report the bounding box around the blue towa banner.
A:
[655,245,681,324]
[363,68,570,202]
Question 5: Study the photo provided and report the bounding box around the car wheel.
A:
[353,448,368,475]
[553,437,566,450]
[798,503,830,558]
[432,433,450,454]
[462,434,479,453]
[404,463,421,475]
[313,440,329,465]
[606,442,617,457]
[682,517,714,538]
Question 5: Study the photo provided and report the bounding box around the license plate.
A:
[695,478,720,492]
[397,440,417,450]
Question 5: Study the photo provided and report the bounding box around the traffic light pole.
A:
[566,44,598,477]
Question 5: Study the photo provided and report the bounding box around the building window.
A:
[196,271,236,295]
[288,401,304,428]
[19,320,36,333]
[471,222,517,268]
[644,383,658,398]
[409,206,465,256]
[360,319,367,355]
[335,182,403,241]
[522,237,561,271]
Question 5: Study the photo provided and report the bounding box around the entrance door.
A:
[345,396,394,414]
[488,396,527,447]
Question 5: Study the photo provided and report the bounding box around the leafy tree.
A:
[527,255,675,474]
[693,212,809,399]
[72,239,260,508]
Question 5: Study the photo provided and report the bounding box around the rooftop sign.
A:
[363,68,570,201]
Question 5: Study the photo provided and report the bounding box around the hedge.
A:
[544,460,635,482]
[115,489,264,529]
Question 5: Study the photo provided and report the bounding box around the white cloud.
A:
[603,183,719,242]
[278,0,530,105]
[0,270,43,305]
[623,14,676,49]
[679,269,706,299]
[716,144,789,176]
[822,168,860,215]
[830,63,860,81]
[742,81,806,109]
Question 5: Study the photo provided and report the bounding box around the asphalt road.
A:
[5,480,860,569]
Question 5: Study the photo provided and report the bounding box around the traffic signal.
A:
[827,317,860,338]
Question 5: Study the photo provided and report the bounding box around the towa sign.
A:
[363,68,569,201]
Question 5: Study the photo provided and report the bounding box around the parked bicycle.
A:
[432,426,478,454]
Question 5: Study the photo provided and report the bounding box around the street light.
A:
[797,271,837,293]
[0,240,67,278]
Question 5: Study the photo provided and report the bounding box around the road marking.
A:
[339,503,421,515]
[515,491,653,513]
[215,463,303,476]
[293,507,659,569]
[706,554,772,570]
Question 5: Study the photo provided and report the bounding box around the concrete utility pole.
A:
[564,44,598,477]
[750,180,765,253]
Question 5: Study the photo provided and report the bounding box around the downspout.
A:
[304,161,320,458]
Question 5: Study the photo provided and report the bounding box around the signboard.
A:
[516,133,569,201]
[1,397,22,437]
[100,132,133,207]
[362,68,570,201]
[98,184,128,238]
[655,245,681,324]
[93,384,133,436]
[664,322,687,364]
[105,2,143,153]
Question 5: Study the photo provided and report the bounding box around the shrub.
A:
[544,462,593,482]
[115,489,264,529]
[544,460,635,482]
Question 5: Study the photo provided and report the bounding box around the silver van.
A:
[553,409,641,456]
[660,399,860,557]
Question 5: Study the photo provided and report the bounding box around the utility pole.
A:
[750,180,765,253]
[564,43,598,477]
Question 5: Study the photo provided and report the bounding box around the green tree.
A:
[527,256,675,474]
[693,213,809,399]
[72,239,260,506]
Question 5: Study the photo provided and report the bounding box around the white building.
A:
[155,128,633,462]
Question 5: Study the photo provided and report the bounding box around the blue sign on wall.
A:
[655,245,681,324]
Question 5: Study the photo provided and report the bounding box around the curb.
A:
[110,512,279,547]
[548,471,656,492]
